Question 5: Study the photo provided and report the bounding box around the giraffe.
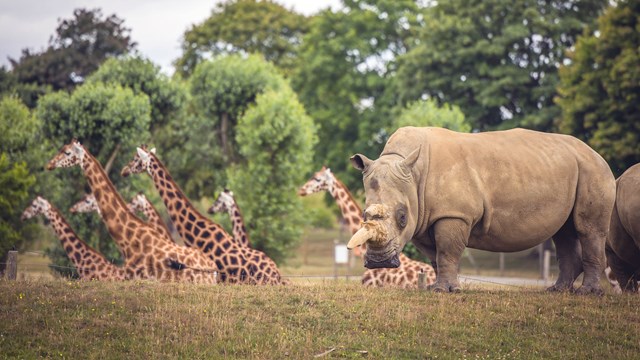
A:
[299,166,436,288]
[46,140,217,284]
[121,145,285,285]
[207,189,251,247]
[71,192,174,243]
[21,196,126,281]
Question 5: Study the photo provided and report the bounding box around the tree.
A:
[292,0,423,192]
[173,54,285,198]
[227,87,317,262]
[10,8,136,92]
[0,154,35,275]
[556,1,640,175]
[87,55,186,132]
[36,82,151,273]
[395,0,607,132]
[174,0,309,78]
[390,99,470,133]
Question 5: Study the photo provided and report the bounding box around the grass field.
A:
[1,279,639,359]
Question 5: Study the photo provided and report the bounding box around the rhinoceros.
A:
[606,163,640,292]
[348,127,616,294]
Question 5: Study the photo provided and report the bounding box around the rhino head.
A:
[348,147,421,269]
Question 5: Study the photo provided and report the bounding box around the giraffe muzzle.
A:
[121,166,131,177]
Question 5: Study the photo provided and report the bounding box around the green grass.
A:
[1,279,638,359]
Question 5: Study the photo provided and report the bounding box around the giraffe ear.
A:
[150,148,156,154]
[136,147,149,161]
[72,142,84,155]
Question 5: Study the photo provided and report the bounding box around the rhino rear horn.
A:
[399,146,421,175]
[350,154,373,172]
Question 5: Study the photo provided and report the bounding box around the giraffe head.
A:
[128,192,149,213]
[121,145,156,177]
[46,139,85,170]
[21,196,51,221]
[207,189,235,214]
[69,194,100,215]
[298,166,335,196]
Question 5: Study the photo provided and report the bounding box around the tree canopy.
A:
[395,0,607,132]
[10,8,136,92]
[174,0,309,78]
[556,0,640,175]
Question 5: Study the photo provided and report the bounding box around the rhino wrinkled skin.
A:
[606,163,640,292]
[349,127,616,294]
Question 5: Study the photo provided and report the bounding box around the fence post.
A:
[542,250,551,282]
[499,253,505,276]
[6,251,17,280]
[418,271,427,290]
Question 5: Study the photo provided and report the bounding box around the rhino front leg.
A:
[428,218,469,293]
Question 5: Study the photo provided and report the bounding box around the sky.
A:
[0,0,341,75]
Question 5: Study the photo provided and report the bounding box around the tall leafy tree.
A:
[395,0,607,132]
[228,87,317,262]
[174,0,309,78]
[292,0,423,191]
[36,82,151,273]
[0,97,40,274]
[10,8,136,92]
[176,54,285,198]
[556,0,640,175]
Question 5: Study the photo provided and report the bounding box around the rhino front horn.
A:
[347,226,373,250]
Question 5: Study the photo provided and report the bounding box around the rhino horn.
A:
[347,226,374,250]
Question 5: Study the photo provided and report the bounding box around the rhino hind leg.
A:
[606,246,639,293]
[429,218,468,293]
[548,221,583,292]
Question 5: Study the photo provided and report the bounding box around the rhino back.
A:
[615,164,640,247]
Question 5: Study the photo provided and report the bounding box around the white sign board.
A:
[334,244,349,264]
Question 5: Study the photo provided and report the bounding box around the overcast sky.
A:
[0,0,340,75]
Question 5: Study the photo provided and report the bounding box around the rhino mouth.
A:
[364,253,400,269]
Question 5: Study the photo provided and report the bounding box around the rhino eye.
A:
[396,208,407,229]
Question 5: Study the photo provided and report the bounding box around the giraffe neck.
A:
[45,207,106,268]
[226,201,250,247]
[140,200,172,240]
[147,156,227,247]
[328,177,362,235]
[81,151,141,259]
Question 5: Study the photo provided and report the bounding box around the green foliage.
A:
[556,1,640,175]
[171,54,285,198]
[87,55,186,132]
[10,8,135,92]
[35,82,151,274]
[174,0,309,77]
[301,196,337,230]
[395,0,607,132]
[0,154,35,272]
[227,87,318,262]
[292,0,423,192]
[390,99,470,133]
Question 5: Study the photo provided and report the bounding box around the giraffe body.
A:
[47,140,217,284]
[22,196,126,281]
[299,166,436,288]
[121,146,285,285]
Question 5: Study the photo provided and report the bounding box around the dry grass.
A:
[1,279,639,359]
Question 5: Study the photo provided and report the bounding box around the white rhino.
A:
[348,127,616,294]
[606,163,640,292]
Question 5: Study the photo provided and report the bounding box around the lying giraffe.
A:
[21,196,126,281]
[121,145,285,285]
[71,192,174,243]
[46,140,217,284]
[207,189,251,247]
[299,166,436,288]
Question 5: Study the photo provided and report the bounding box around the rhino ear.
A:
[399,146,421,175]
[350,154,373,172]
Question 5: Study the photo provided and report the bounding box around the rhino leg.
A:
[548,222,583,292]
[606,246,639,293]
[428,218,468,293]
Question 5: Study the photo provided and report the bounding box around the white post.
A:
[543,250,551,281]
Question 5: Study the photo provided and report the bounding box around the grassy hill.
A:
[1,280,638,359]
